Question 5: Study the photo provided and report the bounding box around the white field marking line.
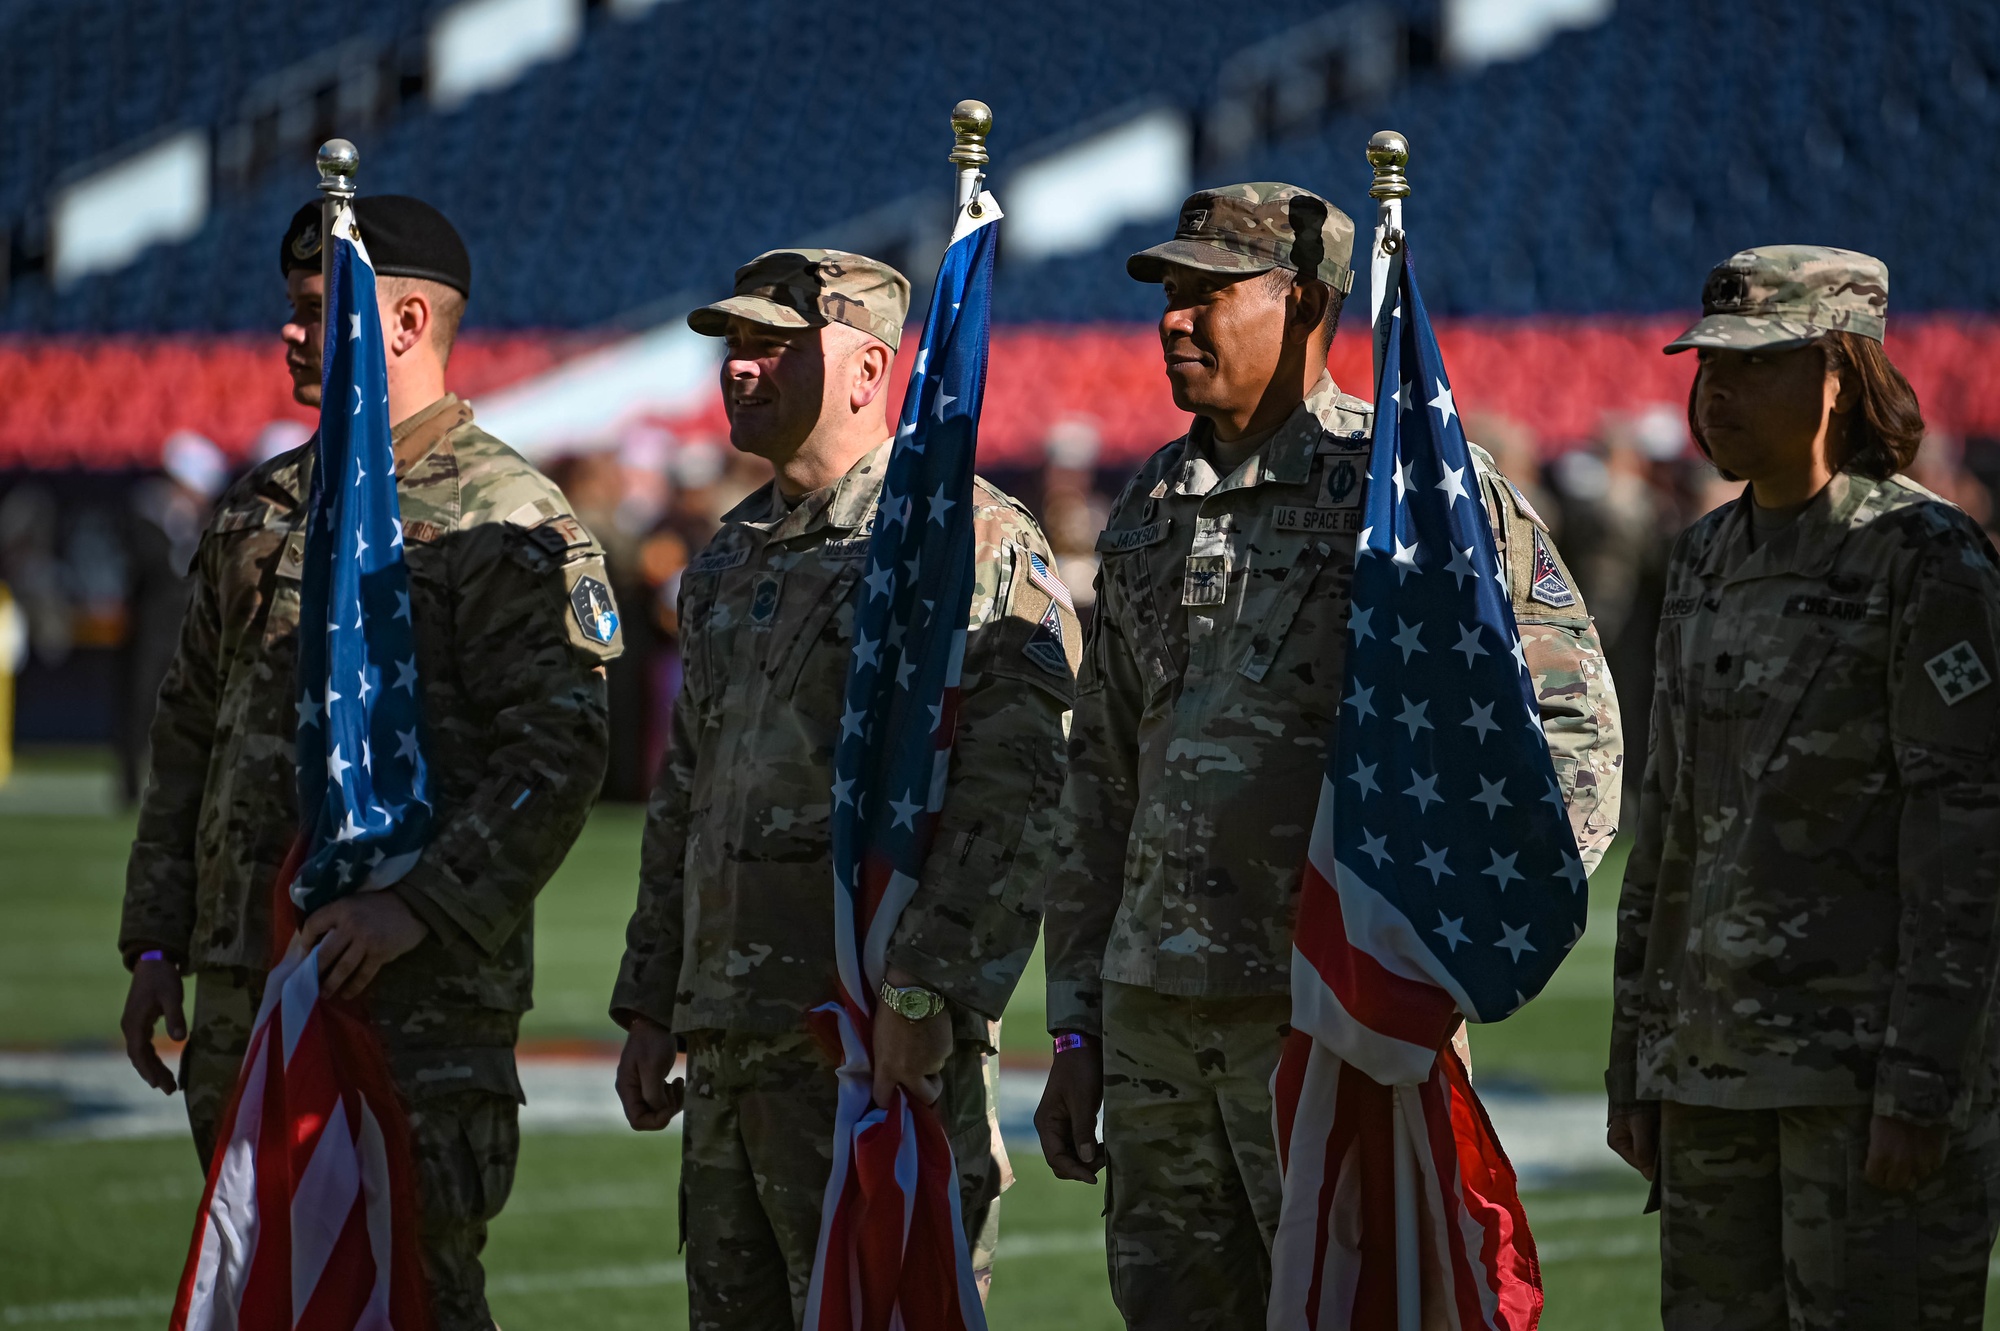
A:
[1536,1232,1657,1263]
[0,1228,1115,1319]
[1,1294,172,1325]
[1521,1193,1654,1224]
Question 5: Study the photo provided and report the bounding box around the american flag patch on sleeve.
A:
[1025,548,1074,613]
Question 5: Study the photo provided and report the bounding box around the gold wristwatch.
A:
[878,979,947,1021]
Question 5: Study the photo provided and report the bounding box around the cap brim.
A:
[1126,239,1284,284]
[1663,314,1824,355]
[686,295,817,336]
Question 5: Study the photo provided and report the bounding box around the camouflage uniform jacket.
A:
[610,442,1079,1040]
[1044,373,1623,1036]
[121,396,621,1074]
[1609,473,2000,1126]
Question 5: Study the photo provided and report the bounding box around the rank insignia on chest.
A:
[1319,455,1363,509]
[1925,639,1994,706]
[1182,554,1229,606]
[570,574,620,644]
[1022,599,1069,677]
[748,572,783,629]
[1528,530,1576,608]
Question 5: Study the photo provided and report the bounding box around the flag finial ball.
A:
[317,139,359,200]
[949,100,993,170]
[1367,130,1410,201]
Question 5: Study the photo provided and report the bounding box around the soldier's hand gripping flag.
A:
[804,191,1004,1331]
[170,202,435,1331]
[1267,249,1586,1330]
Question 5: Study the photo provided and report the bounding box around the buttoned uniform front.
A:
[120,394,621,1331]
[1042,371,1622,1328]
[1609,473,2000,1329]
[610,441,1079,1329]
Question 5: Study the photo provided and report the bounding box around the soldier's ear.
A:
[850,335,894,413]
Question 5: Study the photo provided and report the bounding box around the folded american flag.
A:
[172,201,435,1331]
[1268,250,1586,1330]
[806,192,1005,1331]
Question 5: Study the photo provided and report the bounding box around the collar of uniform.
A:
[1697,472,1873,582]
[736,439,892,543]
[392,394,474,475]
[1172,373,1336,498]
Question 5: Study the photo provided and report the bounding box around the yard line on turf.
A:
[0,1228,1121,1320]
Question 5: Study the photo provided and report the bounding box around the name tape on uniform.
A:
[1274,506,1362,535]
[1097,519,1172,553]
[689,544,751,575]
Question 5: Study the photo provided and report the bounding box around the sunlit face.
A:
[281,269,325,408]
[1692,344,1839,485]
[718,317,834,461]
[1157,265,1290,424]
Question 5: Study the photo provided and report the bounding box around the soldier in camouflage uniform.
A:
[608,249,1079,1331]
[117,196,621,1331]
[1607,247,2000,1329]
[1033,184,1623,1330]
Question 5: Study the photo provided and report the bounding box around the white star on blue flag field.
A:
[1333,250,1586,1021]
[292,207,432,912]
[825,195,1001,1013]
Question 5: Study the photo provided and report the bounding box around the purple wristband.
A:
[138,949,167,963]
[1053,1032,1089,1054]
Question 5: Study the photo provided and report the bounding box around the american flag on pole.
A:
[1267,249,1587,1330]
[170,199,436,1331]
[803,189,1004,1331]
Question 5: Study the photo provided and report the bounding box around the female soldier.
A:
[1606,246,2000,1329]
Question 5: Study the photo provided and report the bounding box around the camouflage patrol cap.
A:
[688,248,911,351]
[1127,183,1355,293]
[1665,245,1888,354]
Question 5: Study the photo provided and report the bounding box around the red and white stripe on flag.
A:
[171,938,432,1331]
[1269,1033,1541,1331]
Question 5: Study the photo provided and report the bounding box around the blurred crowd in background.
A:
[5,407,1999,806]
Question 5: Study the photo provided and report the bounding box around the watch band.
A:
[1053,1032,1090,1054]
[878,979,946,1021]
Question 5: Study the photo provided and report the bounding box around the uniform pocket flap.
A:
[1239,540,1335,683]
[1742,625,1840,779]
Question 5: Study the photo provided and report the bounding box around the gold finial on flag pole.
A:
[949,100,993,215]
[1367,129,1410,387]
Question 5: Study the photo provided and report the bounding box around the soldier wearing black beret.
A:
[118,194,625,1330]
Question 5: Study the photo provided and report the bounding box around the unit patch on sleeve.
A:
[1528,530,1577,608]
[569,574,621,645]
[1025,549,1074,612]
[1925,639,1994,707]
[1022,599,1070,677]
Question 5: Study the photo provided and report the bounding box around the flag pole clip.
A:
[949,99,993,215]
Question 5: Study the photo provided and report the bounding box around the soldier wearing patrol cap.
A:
[608,248,1080,1329]
[1033,184,1624,1329]
[1608,246,2000,1329]
[116,194,623,1330]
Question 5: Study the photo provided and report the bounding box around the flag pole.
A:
[316,138,359,298]
[1366,126,1422,1331]
[948,99,992,214]
[1367,129,1409,387]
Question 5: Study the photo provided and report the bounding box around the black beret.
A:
[280,195,471,297]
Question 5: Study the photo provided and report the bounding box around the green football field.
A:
[0,747,1755,1327]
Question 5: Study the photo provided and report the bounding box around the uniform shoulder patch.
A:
[1022,599,1070,677]
[1024,549,1074,612]
[505,497,563,528]
[1924,640,1994,707]
[525,514,592,558]
[1508,481,1549,532]
[1529,530,1576,607]
[569,574,621,645]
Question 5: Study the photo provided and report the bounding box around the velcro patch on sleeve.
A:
[526,515,592,558]
[1025,549,1074,612]
[1508,481,1549,532]
[569,573,621,646]
[1529,530,1577,607]
[1925,639,1994,707]
[1022,599,1070,677]
[505,498,562,528]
